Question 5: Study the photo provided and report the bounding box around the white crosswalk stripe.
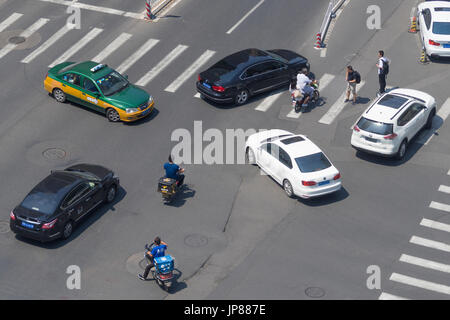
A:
[0,18,49,60]
[165,50,216,93]
[410,236,450,253]
[420,218,450,233]
[378,292,408,300]
[115,38,159,74]
[136,44,188,87]
[194,93,201,98]
[49,28,103,68]
[255,92,284,112]
[438,185,450,195]
[389,273,450,295]
[429,201,450,213]
[21,26,71,64]
[399,254,450,273]
[91,32,132,63]
[319,81,366,125]
[0,13,23,33]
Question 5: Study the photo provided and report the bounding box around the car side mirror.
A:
[124,74,129,80]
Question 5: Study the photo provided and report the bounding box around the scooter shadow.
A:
[166,268,187,294]
[164,184,196,207]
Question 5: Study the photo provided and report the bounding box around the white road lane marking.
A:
[389,273,450,295]
[165,50,216,93]
[421,218,450,233]
[320,48,327,58]
[136,44,188,86]
[438,185,450,195]
[194,93,201,98]
[429,201,450,213]
[400,254,450,274]
[255,92,284,112]
[319,81,365,125]
[0,12,23,33]
[35,0,142,19]
[378,292,408,300]
[115,38,159,74]
[410,236,450,253]
[437,97,450,122]
[21,26,71,64]
[0,18,49,60]
[91,32,132,63]
[48,28,103,68]
[226,0,265,34]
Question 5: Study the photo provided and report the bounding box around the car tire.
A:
[425,109,435,130]
[246,147,256,165]
[105,184,117,203]
[53,88,66,103]
[62,220,73,240]
[283,179,294,198]
[106,108,121,122]
[396,139,407,160]
[235,89,249,105]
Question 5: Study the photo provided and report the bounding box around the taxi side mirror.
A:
[124,74,129,80]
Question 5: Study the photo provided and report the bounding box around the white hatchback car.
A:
[245,129,342,199]
[351,88,436,159]
[418,1,450,58]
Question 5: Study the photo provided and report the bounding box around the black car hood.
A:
[14,205,51,222]
[267,49,308,65]
[65,163,112,180]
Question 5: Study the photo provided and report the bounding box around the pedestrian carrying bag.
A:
[354,71,361,84]
[382,59,389,75]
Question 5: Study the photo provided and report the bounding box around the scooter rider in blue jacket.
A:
[139,237,168,280]
[164,155,185,186]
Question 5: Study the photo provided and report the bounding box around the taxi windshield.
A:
[96,71,128,96]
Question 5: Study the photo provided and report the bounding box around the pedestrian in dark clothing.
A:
[376,50,390,96]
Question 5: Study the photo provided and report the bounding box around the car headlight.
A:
[148,96,153,105]
[126,108,139,114]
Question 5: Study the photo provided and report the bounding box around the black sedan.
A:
[196,48,309,105]
[10,164,119,242]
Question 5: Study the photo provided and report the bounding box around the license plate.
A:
[365,136,378,143]
[141,108,150,116]
[443,44,450,48]
[21,221,34,229]
[318,180,330,186]
[202,82,211,89]
[161,189,168,193]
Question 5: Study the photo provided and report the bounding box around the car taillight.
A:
[198,74,201,82]
[302,180,316,186]
[353,125,360,132]
[10,211,15,220]
[333,173,341,180]
[212,85,225,92]
[429,39,440,46]
[42,218,57,230]
[384,133,397,140]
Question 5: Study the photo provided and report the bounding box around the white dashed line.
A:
[389,273,450,295]
[49,28,103,68]
[226,0,264,34]
[115,38,159,74]
[136,44,188,87]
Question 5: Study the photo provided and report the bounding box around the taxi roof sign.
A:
[90,64,107,73]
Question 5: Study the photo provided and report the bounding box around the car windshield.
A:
[432,21,450,35]
[96,71,128,96]
[295,152,331,173]
[357,117,393,135]
[21,191,59,215]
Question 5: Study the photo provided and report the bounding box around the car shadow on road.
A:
[297,186,349,207]
[163,184,196,207]
[427,56,450,64]
[123,108,159,126]
[15,186,127,249]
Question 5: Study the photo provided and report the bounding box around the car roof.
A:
[272,135,323,158]
[362,89,433,122]
[58,61,113,80]
[216,48,272,70]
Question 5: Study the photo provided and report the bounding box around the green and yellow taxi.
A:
[44,61,154,122]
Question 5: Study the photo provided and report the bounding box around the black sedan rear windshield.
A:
[21,191,59,215]
[357,117,393,135]
[295,152,331,173]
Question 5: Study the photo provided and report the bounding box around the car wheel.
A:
[106,108,121,122]
[283,179,294,198]
[62,221,73,240]
[246,147,256,165]
[235,89,249,105]
[53,88,66,103]
[396,140,407,160]
[425,109,435,130]
[105,185,117,203]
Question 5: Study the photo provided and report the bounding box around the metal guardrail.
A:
[319,0,346,44]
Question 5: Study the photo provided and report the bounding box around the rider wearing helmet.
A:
[139,236,168,280]
[164,155,185,186]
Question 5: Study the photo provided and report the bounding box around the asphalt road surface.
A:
[0,0,449,300]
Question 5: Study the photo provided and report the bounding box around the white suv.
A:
[418,1,450,58]
[351,89,436,159]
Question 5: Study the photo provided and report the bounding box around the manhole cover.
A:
[42,148,66,160]
[305,287,325,298]
[0,221,10,233]
[184,234,208,247]
[8,36,26,44]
